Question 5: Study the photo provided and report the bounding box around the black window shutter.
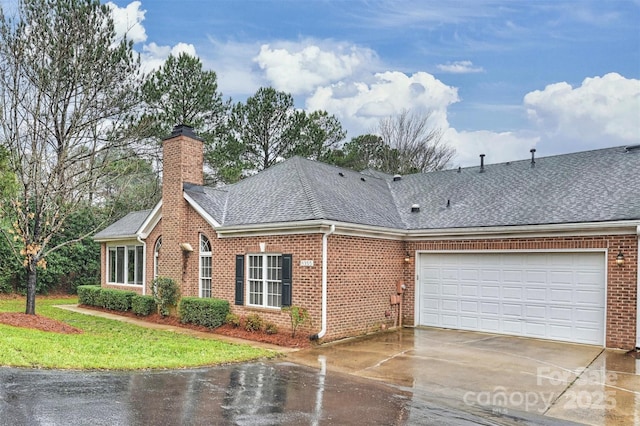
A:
[281,254,293,307]
[235,255,244,305]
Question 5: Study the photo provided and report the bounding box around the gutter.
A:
[636,225,640,349]
[310,224,335,340]
[137,235,147,296]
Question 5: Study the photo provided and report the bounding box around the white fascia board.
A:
[405,220,640,240]
[137,201,162,239]
[183,192,221,229]
[94,234,139,243]
[216,219,640,240]
[216,219,405,239]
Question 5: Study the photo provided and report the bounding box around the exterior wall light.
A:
[404,252,411,263]
[616,251,624,267]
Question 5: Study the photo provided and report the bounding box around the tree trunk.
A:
[25,265,37,315]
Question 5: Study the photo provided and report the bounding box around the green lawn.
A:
[0,296,277,370]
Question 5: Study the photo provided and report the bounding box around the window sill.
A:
[244,305,282,313]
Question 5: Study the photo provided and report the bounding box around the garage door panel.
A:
[525,287,547,302]
[480,318,500,332]
[482,286,500,298]
[549,271,573,284]
[461,284,479,296]
[502,303,522,316]
[576,290,602,305]
[549,325,573,340]
[481,269,500,282]
[481,302,499,314]
[525,270,547,283]
[525,305,547,319]
[549,306,572,321]
[502,286,523,300]
[460,300,478,313]
[419,252,605,346]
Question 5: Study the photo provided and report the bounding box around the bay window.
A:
[107,244,143,286]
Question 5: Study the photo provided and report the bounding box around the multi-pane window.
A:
[153,237,162,280]
[247,254,282,308]
[199,234,212,298]
[107,244,143,285]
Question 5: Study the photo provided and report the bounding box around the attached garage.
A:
[417,251,606,346]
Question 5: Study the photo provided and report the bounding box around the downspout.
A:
[137,235,146,296]
[636,225,640,349]
[311,224,335,340]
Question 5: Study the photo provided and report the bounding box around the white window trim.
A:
[153,237,162,280]
[246,253,282,309]
[106,243,144,286]
[199,234,212,298]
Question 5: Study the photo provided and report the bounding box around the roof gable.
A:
[94,210,152,240]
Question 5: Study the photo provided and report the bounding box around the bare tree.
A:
[378,109,454,174]
[0,0,142,314]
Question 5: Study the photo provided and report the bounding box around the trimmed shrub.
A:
[179,297,230,329]
[282,305,311,337]
[152,277,180,317]
[265,322,278,335]
[244,313,264,332]
[100,288,136,311]
[77,285,102,306]
[132,295,156,316]
[225,313,241,327]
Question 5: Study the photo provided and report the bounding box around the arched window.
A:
[199,234,212,298]
[153,237,162,280]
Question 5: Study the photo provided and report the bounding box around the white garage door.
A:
[418,252,606,345]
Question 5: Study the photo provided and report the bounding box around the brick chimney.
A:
[159,124,204,286]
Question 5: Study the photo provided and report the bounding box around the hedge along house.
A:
[94,125,640,349]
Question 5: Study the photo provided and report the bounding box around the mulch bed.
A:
[77,305,313,349]
[0,312,83,335]
[0,295,313,348]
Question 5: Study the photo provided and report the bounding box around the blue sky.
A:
[101,1,640,166]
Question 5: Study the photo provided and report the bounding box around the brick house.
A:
[95,125,640,349]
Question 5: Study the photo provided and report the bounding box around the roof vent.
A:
[411,204,420,213]
[479,154,485,173]
[530,148,536,167]
[393,174,402,181]
[446,199,450,208]
[360,177,366,182]
[625,144,640,152]
[457,167,461,173]
[338,172,345,177]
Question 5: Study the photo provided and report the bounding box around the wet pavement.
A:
[288,328,640,425]
[3,307,638,425]
[0,361,572,426]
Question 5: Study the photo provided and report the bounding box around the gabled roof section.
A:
[393,145,640,230]
[185,157,404,229]
[94,210,152,241]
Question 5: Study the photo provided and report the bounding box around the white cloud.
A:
[445,128,540,168]
[202,38,266,97]
[255,41,379,94]
[437,60,484,74]
[307,71,460,137]
[140,42,197,73]
[107,1,147,44]
[524,73,640,151]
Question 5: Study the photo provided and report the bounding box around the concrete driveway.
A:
[287,328,640,425]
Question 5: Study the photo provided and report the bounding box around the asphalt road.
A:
[0,361,577,426]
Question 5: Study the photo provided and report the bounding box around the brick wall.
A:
[159,131,204,288]
[326,235,405,340]
[404,234,638,349]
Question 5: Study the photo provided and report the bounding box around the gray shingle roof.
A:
[96,144,640,238]
[94,210,152,239]
[185,157,405,228]
[393,145,640,229]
